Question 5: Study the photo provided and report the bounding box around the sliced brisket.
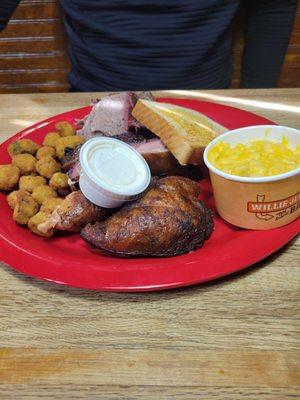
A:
[79,91,153,139]
[63,136,201,183]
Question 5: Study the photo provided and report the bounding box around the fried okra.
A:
[13,191,39,225]
[36,146,56,160]
[7,190,18,209]
[0,164,20,191]
[35,157,61,179]
[56,135,84,159]
[28,211,55,237]
[49,172,70,196]
[8,139,40,157]
[12,154,37,175]
[19,175,47,193]
[55,121,76,137]
[7,189,29,209]
[43,132,61,148]
[32,185,57,205]
[40,197,64,213]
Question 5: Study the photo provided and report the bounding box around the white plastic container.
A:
[79,137,151,208]
[203,125,300,230]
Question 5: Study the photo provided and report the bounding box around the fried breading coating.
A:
[56,135,84,159]
[7,190,18,209]
[0,164,20,191]
[7,189,29,209]
[55,121,76,137]
[40,197,64,213]
[43,132,61,148]
[36,146,56,160]
[12,154,37,175]
[35,157,61,179]
[49,172,70,196]
[32,184,57,205]
[28,211,55,237]
[19,175,47,193]
[8,139,40,157]
[13,191,39,225]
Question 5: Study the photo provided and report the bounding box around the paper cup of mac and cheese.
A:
[203,125,300,230]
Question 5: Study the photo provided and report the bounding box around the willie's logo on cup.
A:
[247,192,300,221]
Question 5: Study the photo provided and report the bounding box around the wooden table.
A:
[0,89,299,399]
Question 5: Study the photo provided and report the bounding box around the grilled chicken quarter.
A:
[35,191,110,236]
[81,176,214,257]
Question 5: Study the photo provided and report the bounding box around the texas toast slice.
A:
[132,99,227,165]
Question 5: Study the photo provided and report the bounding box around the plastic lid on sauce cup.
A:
[79,137,151,208]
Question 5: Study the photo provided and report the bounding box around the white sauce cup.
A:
[79,137,151,208]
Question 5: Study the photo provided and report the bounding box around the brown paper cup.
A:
[209,171,300,229]
[204,125,300,230]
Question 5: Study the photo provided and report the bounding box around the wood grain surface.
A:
[0,89,299,399]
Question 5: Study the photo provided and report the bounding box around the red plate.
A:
[0,98,299,291]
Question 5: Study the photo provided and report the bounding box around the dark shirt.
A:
[0,0,297,91]
[61,0,238,91]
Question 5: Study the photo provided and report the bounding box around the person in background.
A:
[0,0,297,92]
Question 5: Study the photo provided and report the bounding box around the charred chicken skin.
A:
[35,191,110,236]
[81,176,214,257]
[54,190,110,232]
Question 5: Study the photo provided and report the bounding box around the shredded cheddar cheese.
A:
[208,137,300,177]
